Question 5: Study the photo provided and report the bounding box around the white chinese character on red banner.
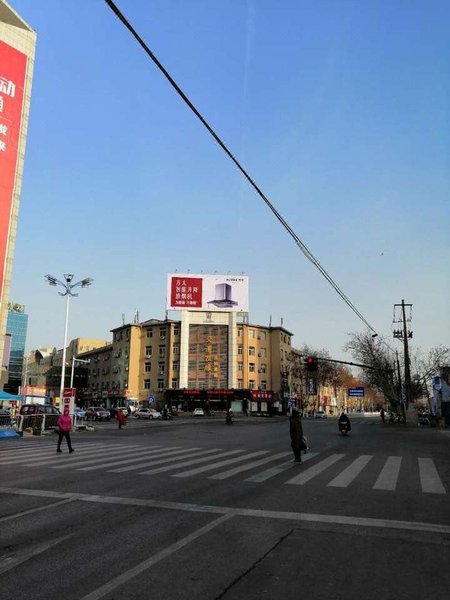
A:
[0,96,3,112]
[0,140,6,151]
[0,123,7,135]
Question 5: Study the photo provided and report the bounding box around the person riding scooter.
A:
[338,411,351,433]
[226,409,233,425]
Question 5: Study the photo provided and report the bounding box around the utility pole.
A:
[393,300,413,411]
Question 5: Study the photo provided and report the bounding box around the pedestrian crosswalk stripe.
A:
[327,455,373,487]
[109,448,221,475]
[173,450,269,478]
[209,451,292,480]
[17,443,144,467]
[50,445,149,470]
[79,447,185,471]
[138,449,243,476]
[245,452,319,482]
[373,456,402,491]
[418,458,446,494]
[0,442,106,464]
[285,454,345,485]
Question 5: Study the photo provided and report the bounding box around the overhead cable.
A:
[104,0,378,334]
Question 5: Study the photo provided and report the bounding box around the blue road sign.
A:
[148,395,155,405]
[348,387,364,397]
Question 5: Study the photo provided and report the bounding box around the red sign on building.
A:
[0,41,27,299]
[170,277,203,308]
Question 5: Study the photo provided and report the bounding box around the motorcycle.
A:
[339,422,350,435]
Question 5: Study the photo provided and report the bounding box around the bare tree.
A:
[344,332,399,409]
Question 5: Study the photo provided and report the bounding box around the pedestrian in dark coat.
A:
[117,409,126,429]
[289,409,304,463]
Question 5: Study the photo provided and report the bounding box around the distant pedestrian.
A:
[57,407,74,453]
[127,405,131,417]
[380,408,385,424]
[117,409,126,429]
[289,409,304,463]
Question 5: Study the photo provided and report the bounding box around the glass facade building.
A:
[5,304,28,393]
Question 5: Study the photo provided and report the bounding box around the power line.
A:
[103,0,378,334]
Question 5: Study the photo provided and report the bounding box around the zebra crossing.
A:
[0,442,447,494]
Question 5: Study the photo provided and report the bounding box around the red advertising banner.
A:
[170,276,203,308]
[0,41,27,299]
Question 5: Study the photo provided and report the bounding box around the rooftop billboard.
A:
[167,274,249,312]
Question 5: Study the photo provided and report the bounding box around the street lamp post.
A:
[45,274,93,403]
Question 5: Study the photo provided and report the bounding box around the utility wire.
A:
[104,0,378,334]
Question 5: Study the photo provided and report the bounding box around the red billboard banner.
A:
[170,276,203,308]
[0,41,27,300]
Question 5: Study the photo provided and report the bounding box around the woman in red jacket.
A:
[56,407,74,453]
[117,408,126,429]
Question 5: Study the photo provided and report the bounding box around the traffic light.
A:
[304,356,318,372]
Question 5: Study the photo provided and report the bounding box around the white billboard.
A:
[167,274,249,312]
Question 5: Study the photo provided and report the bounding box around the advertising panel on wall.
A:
[166,273,249,312]
[0,41,27,300]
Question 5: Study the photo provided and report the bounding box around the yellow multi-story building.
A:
[77,315,296,414]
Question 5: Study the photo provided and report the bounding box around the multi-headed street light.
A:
[45,273,93,402]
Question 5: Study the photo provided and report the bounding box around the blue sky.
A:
[8,0,450,361]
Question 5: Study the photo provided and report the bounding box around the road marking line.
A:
[1,486,448,536]
[138,449,243,475]
[78,513,234,600]
[210,451,291,480]
[30,444,146,467]
[0,533,74,576]
[327,455,373,488]
[418,458,446,494]
[245,452,319,482]
[173,450,268,478]
[0,442,106,464]
[0,497,77,522]
[116,448,224,474]
[285,454,345,485]
[79,446,184,471]
[50,445,148,469]
[373,456,402,491]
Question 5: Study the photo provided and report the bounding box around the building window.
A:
[173,345,179,354]
[158,362,165,375]
[249,380,255,390]
[249,346,255,356]
[249,363,255,372]
[171,378,178,388]
[146,329,152,338]
[172,361,179,371]
[174,327,179,336]
[157,379,164,391]
[238,345,243,355]
[259,348,267,358]
[159,346,165,358]
[261,380,267,390]
[144,379,151,389]
[260,364,267,373]
[249,329,255,338]
[238,363,243,372]
[238,381,243,389]
[160,328,166,340]
[237,328,242,337]
[259,331,266,341]
[145,346,152,357]
[145,362,151,372]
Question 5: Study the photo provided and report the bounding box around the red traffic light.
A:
[304,356,318,371]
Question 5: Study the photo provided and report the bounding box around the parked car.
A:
[193,408,205,417]
[315,411,327,419]
[19,404,61,429]
[85,406,111,421]
[134,408,161,420]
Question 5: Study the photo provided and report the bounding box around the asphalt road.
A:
[1,414,449,600]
